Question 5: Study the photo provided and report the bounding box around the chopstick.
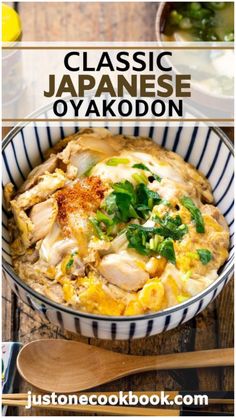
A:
[1,399,233,416]
[1,399,178,415]
[2,391,234,405]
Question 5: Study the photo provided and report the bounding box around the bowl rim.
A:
[2,119,234,322]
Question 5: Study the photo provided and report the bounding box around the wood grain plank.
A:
[195,302,220,391]
[2,2,234,416]
[2,274,15,342]
[215,280,234,396]
[19,2,159,42]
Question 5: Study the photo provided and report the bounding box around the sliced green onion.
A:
[106,157,130,166]
[89,217,105,239]
[96,210,113,226]
[132,172,148,185]
[66,257,74,270]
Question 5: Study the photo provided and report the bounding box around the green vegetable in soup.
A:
[206,2,226,10]
[163,2,234,42]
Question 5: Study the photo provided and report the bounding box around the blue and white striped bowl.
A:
[2,121,234,340]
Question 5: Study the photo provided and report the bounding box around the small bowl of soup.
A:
[156,2,234,42]
[156,2,234,111]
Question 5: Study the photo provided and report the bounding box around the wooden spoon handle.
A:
[123,348,234,374]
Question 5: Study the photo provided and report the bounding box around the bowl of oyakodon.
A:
[2,120,234,340]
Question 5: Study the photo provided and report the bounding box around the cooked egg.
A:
[6,128,229,316]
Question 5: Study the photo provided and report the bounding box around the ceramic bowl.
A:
[2,118,234,339]
[155,2,234,113]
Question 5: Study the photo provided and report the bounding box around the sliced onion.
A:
[111,232,128,253]
[79,136,116,156]
[70,151,101,177]
[39,223,78,265]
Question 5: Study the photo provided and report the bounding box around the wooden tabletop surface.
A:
[3,2,234,416]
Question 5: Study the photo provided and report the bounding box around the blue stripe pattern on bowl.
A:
[2,123,234,340]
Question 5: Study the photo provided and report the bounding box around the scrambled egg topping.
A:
[5,128,229,316]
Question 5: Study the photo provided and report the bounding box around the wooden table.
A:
[3,2,234,416]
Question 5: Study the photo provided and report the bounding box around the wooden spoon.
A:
[17,340,234,393]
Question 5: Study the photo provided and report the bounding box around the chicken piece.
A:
[145,256,167,277]
[44,128,101,159]
[4,182,15,210]
[15,169,67,210]
[29,198,58,243]
[57,128,113,162]
[44,283,64,304]
[11,237,28,256]
[86,238,112,264]
[18,154,58,193]
[184,270,218,297]
[60,253,85,278]
[185,164,213,203]
[39,223,78,266]
[202,204,229,231]
[65,164,78,179]
[88,127,111,137]
[10,200,34,248]
[104,134,126,152]
[15,260,48,285]
[16,248,39,264]
[98,251,149,291]
[7,217,21,243]
[59,141,82,165]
